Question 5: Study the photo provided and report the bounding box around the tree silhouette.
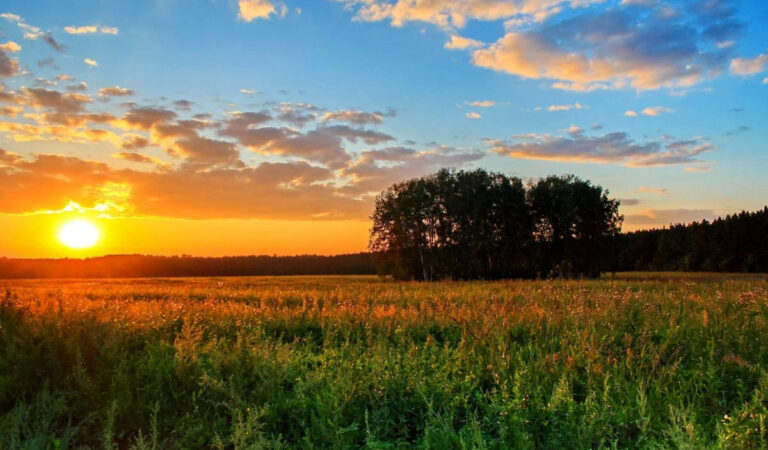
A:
[369,169,621,280]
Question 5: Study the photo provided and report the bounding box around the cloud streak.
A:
[487,128,714,167]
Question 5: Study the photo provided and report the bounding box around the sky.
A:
[0,0,766,258]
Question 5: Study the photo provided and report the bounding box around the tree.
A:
[527,175,622,278]
[369,169,531,280]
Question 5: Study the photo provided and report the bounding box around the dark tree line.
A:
[0,253,375,279]
[615,207,768,272]
[369,169,622,280]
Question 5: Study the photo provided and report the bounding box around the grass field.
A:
[1,274,767,449]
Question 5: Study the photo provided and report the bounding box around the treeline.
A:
[0,253,375,279]
[615,207,768,272]
[370,169,621,280]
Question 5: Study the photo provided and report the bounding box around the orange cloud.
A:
[238,0,278,22]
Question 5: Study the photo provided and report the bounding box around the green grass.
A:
[1,274,767,448]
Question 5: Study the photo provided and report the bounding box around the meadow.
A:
[1,274,767,449]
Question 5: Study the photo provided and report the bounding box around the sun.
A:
[58,219,100,249]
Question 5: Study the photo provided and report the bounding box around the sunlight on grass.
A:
[1,275,767,447]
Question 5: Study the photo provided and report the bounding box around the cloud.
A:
[488,129,714,167]
[625,110,638,117]
[98,86,134,97]
[41,33,66,52]
[546,103,586,112]
[170,136,242,167]
[320,109,391,125]
[1,13,44,41]
[685,166,712,173]
[0,148,22,164]
[640,106,674,116]
[0,153,367,219]
[173,99,193,111]
[25,88,92,114]
[0,58,482,221]
[0,13,65,51]
[468,100,494,107]
[337,0,596,30]
[120,135,150,150]
[0,41,21,53]
[64,25,97,34]
[113,152,168,168]
[466,111,481,119]
[84,58,99,67]
[624,209,715,227]
[637,186,668,195]
[469,6,740,91]
[240,88,259,95]
[238,0,277,21]
[341,145,484,195]
[64,25,119,35]
[0,48,20,77]
[121,107,177,129]
[66,81,88,92]
[729,52,767,76]
[444,35,483,50]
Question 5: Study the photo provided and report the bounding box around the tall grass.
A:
[1,275,767,448]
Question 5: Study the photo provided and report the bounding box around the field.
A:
[1,275,768,449]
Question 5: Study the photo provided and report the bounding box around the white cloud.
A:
[84,58,98,67]
[730,53,767,76]
[64,25,97,34]
[546,103,586,112]
[466,112,481,119]
[640,106,674,116]
[444,35,483,50]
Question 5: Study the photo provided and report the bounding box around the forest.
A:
[616,207,768,272]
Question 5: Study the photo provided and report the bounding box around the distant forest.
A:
[616,207,768,273]
[1,208,766,280]
[0,254,375,279]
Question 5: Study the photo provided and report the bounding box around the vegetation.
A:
[617,207,768,273]
[370,170,621,280]
[0,253,375,279]
[1,274,767,448]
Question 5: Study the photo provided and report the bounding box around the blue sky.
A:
[0,0,767,255]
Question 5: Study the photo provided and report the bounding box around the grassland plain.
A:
[1,274,767,449]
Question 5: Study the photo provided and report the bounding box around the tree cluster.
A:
[616,207,768,272]
[369,169,622,280]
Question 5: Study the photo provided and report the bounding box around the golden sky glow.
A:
[1,211,369,258]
